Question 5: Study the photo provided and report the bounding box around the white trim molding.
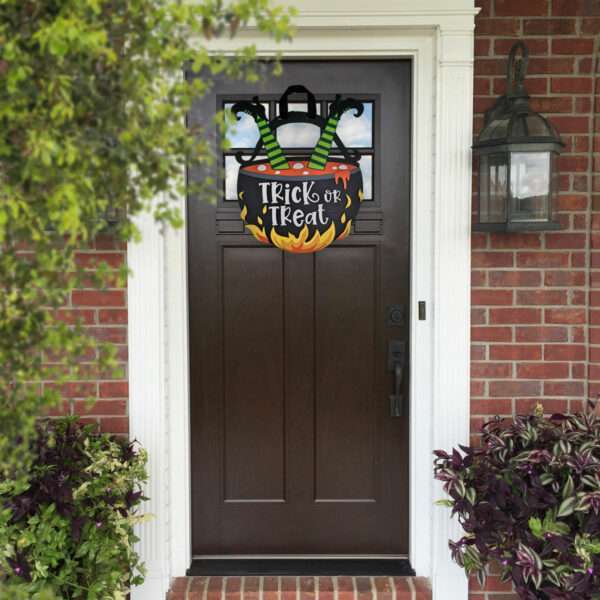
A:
[431,28,476,600]
[128,210,170,597]
[129,2,476,599]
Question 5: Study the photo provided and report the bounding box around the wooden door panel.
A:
[223,247,285,502]
[188,60,411,556]
[314,246,377,502]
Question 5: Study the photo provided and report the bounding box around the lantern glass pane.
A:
[510,152,551,222]
[480,153,508,223]
[479,117,510,142]
[525,114,550,137]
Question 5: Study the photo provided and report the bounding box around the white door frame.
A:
[128,3,477,599]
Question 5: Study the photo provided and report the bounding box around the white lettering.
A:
[292,209,304,227]
[317,204,328,225]
[291,185,303,204]
[303,181,319,204]
[259,182,270,205]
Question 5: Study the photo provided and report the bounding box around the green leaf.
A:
[435,499,454,508]
[557,496,577,518]
[529,517,543,539]
[562,475,574,499]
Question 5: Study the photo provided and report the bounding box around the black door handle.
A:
[390,363,404,417]
[388,340,406,417]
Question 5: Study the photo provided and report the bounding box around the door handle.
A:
[390,362,404,417]
[388,340,406,417]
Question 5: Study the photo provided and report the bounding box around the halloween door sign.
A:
[231,85,365,253]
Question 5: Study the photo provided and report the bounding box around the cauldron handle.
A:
[279,85,317,119]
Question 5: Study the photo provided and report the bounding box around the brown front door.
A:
[188,61,411,556]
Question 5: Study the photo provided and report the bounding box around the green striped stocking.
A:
[308,113,339,170]
[256,115,289,170]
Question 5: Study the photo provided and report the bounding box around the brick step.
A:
[167,576,431,600]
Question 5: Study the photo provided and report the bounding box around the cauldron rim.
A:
[239,156,358,167]
[239,158,361,182]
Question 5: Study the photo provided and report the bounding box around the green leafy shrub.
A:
[0,417,148,598]
[0,1,292,596]
[434,410,600,599]
[0,0,294,482]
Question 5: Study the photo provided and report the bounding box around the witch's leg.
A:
[256,116,290,170]
[308,115,339,170]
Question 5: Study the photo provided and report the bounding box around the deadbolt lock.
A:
[386,304,405,327]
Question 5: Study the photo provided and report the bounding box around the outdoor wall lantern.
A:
[472,41,564,232]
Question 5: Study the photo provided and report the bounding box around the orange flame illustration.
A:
[245,224,269,244]
[338,220,352,241]
[270,223,337,253]
[240,203,268,243]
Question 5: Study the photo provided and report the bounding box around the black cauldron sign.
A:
[231,85,365,253]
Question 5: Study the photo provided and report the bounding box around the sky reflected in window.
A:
[225,103,269,148]
[359,155,373,199]
[276,102,321,148]
[224,155,240,200]
[333,102,373,148]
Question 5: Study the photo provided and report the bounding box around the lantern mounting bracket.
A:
[506,40,529,100]
[484,41,530,127]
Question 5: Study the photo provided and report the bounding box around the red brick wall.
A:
[47,234,129,435]
[470,0,599,598]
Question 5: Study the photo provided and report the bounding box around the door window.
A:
[222,97,375,202]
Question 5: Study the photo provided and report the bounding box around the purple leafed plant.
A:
[434,408,600,600]
[0,417,148,597]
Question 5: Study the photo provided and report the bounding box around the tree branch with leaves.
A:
[0,0,293,492]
